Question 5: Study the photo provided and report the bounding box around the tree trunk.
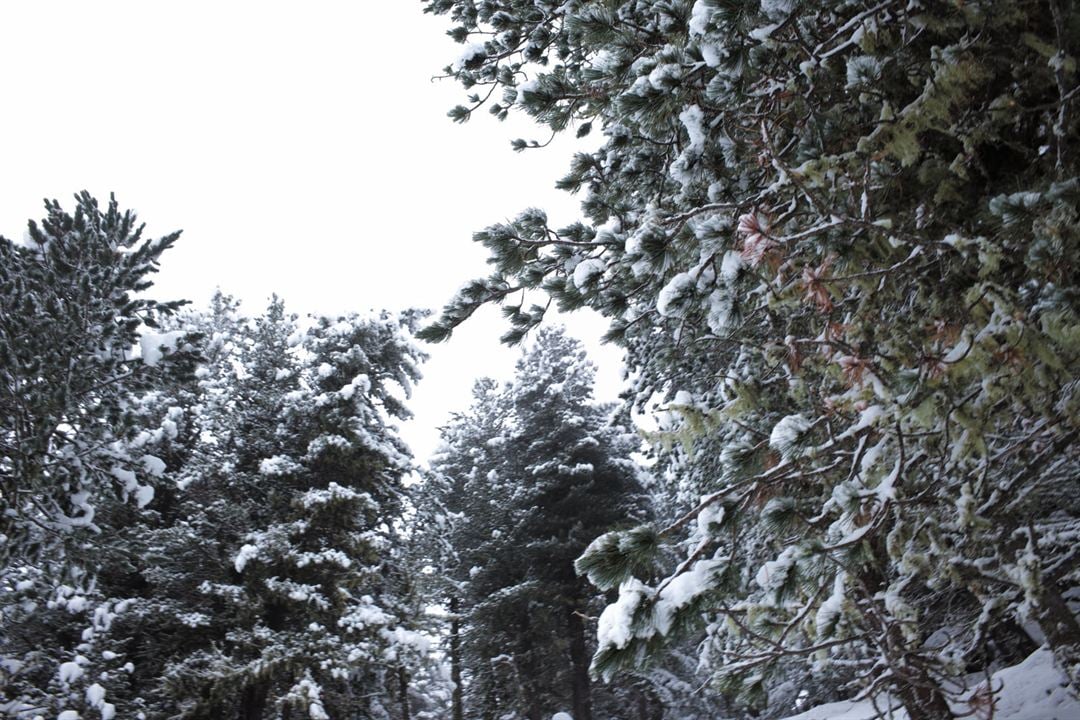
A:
[1031,577,1080,697]
[398,665,412,720]
[512,651,542,720]
[882,616,954,720]
[857,567,954,720]
[450,595,464,720]
[568,605,593,720]
[238,679,269,720]
[894,676,955,720]
[481,677,498,720]
[635,682,664,720]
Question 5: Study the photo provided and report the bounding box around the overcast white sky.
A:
[0,1,624,460]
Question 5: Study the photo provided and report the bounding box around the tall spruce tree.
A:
[429,328,650,720]
[421,1,1080,716]
[419,376,510,720]
[146,304,431,720]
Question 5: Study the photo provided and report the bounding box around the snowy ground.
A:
[780,648,1080,720]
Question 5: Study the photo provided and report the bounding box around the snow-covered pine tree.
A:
[164,305,429,720]
[418,376,510,720]
[248,310,430,719]
[3,292,274,719]
[429,328,650,720]
[0,193,196,718]
[106,296,299,720]
[422,0,1080,716]
[28,297,431,720]
[382,488,457,720]
[0,192,192,566]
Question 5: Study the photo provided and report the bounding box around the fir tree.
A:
[417,376,510,720]
[429,328,650,720]
[149,304,431,720]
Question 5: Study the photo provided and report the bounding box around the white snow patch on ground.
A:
[779,647,1080,720]
[985,647,1080,720]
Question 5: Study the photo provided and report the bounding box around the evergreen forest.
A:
[2,1,1079,719]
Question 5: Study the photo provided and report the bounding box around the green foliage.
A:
[424,0,1080,714]
[576,525,660,592]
